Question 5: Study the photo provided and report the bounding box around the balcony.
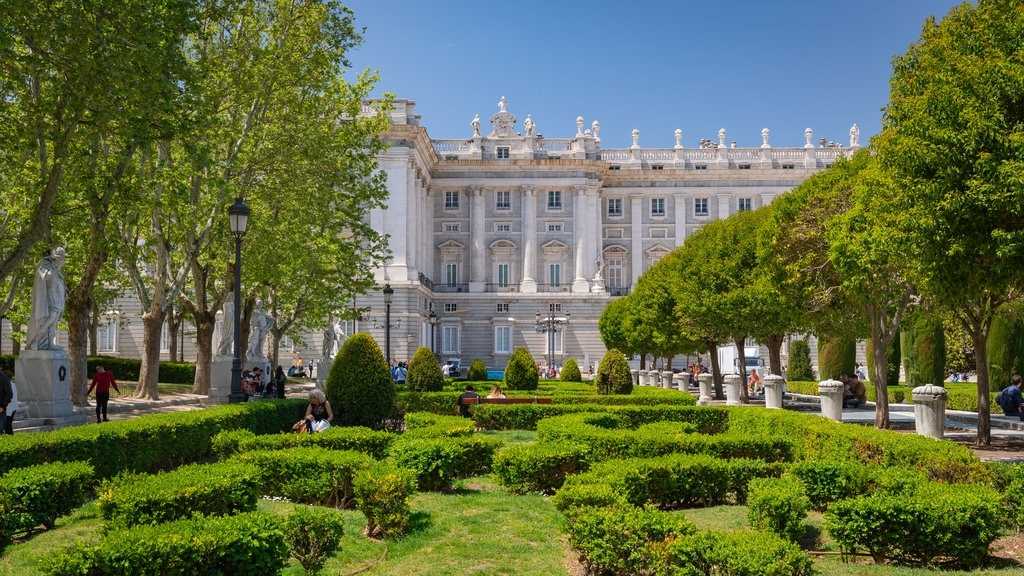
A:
[607,285,631,296]
[485,283,520,293]
[433,283,469,293]
[537,283,571,293]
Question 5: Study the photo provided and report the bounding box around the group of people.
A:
[390,361,408,383]
[242,366,288,400]
[455,384,507,417]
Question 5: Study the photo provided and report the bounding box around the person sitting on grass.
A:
[457,385,479,417]
[298,389,333,433]
[487,385,507,400]
[996,375,1024,421]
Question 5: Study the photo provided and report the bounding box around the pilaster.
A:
[630,196,643,286]
[470,187,486,292]
[572,186,590,293]
[520,186,538,293]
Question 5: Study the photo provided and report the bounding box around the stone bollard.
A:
[723,373,742,406]
[762,374,785,409]
[912,385,947,439]
[630,369,639,388]
[648,370,660,386]
[661,371,674,389]
[818,379,845,421]
[697,373,714,405]
[672,373,686,391]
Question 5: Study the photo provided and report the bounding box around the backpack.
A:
[996,388,1010,410]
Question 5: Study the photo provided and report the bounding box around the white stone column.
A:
[819,379,844,421]
[381,154,410,281]
[586,188,602,292]
[724,373,742,406]
[573,187,590,293]
[673,194,686,246]
[912,385,947,439]
[521,186,538,293]
[661,370,674,389]
[470,188,486,292]
[406,164,418,278]
[763,374,784,409]
[630,196,643,287]
[697,373,714,405]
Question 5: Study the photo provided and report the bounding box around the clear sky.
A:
[344,0,963,148]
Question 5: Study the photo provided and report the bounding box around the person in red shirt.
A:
[87,365,120,423]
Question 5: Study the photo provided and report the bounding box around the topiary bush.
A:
[566,504,695,576]
[747,476,810,541]
[817,335,856,380]
[467,359,488,381]
[656,529,814,576]
[228,426,394,459]
[560,358,582,382]
[386,435,499,491]
[903,314,946,387]
[503,347,539,391]
[353,462,417,538]
[787,339,814,381]
[789,460,869,511]
[407,346,444,392]
[492,442,590,494]
[234,447,374,507]
[284,506,345,575]
[326,333,395,428]
[0,461,94,545]
[596,349,632,395]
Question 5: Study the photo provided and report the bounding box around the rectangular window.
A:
[694,164,708,170]
[445,190,460,209]
[546,222,563,233]
[496,190,511,210]
[606,228,623,239]
[444,303,457,313]
[548,263,561,287]
[738,163,752,170]
[445,263,458,287]
[651,164,664,171]
[549,303,562,313]
[442,325,460,354]
[694,198,709,216]
[738,198,752,212]
[547,190,562,210]
[651,228,667,238]
[494,326,512,354]
[608,259,624,288]
[781,163,795,170]
[98,317,117,353]
[609,165,621,171]
[607,198,622,217]
[444,222,460,232]
[496,146,510,159]
[496,303,509,314]
[496,263,510,287]
[651,198,665,217]
[495,223,511,232]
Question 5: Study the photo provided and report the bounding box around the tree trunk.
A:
[66,301,91,406]
[971,326,991,447]
[869,329,891,429]
[708,343,724,399]
[136,306,165,400]
[12,336,19,356]
[167,309,180,364]
[88,301,99,356]
[735,337,749,404]
[666,356,672,371]
[767,334,784,376]
[271,330,282,373]
[639,354,646,370]
[192,319,215,395]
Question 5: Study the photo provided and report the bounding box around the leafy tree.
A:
[326,333,394,428]
[595,349,632,395]
[467,359,488,382]
[598,297,633,357]
[787,340,814,381]
[817,335,855,380]
[901,314,946,387]
[407,346,444,392]
[560,358,582,382]
[503,347,538,391]
[874,0,1024,444]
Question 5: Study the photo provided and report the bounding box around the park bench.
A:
[460,396,553,405]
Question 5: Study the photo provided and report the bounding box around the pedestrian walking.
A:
[87,365,120,423]
[0,369,14,434]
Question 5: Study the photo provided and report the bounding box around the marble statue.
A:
[498,96,508,113]
[593,258,605,282]
[216,292,234,356]
[471,114,481,138]
[591,120,600,143]
[674,128,683,149]
[321,320,344,360]
[849,123,860,147]
[25,248,67,351]
[761,128,771,148]
[631,128,640,148]
[576,116,585,137]
[247,300,273,360]
[523,114,535,137]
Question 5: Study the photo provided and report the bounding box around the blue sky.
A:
[344,0,963,148]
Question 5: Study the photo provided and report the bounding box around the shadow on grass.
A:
[406,511,432,536]
[798,523,822,550]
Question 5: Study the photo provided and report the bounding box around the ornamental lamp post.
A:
[535,308,570,378]
[383,283,394,365]
[428,309,438,354]
[228,197,250,403]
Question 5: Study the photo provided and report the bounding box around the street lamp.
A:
[383,283,394,365]
[428,309,438,354]
[535,307,570,378]
[228,197,250,403]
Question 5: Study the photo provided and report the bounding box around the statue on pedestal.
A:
[216,292,234,357]
[592,258,606,292]
[247,300,273,362]
[25,248,67,351]
[321,320,344,361]
[523,114,535,137]
[471,114,481,138]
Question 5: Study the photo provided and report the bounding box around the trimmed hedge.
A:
[825,483,1003,567]
[284,506,346,575]
[0,355,196,385]
[396,391,461,415]
[789,460,869,511]
[0,398,307,477]
[407,346,444,392]
[220,426,395,459]
[44,512,288,576]
[98,461,260,527]
[656,529,814,576]
[787,340,814,381]
[747,476,810,541]
[566,504,695,576]
[560,357,582,382]
[386,435,499,491]
[403,412,475,438]
[817,334,856,380]
[467,359,488,381]
[354,462,417,538]
[234,447,373,507]
[0,461,93,547]
[474,403,723,432]
[596,349,632,395]
[327,332,395,428]
[504,347,539,390]
[492,442,590,494]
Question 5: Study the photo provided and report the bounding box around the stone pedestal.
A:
[637,370,647,386]
[208,355,234,404]
[697,373,714,405]
[763,374,785,409]
[647,370,659,387]
[673,373,687,391]
[723,373,742,406]
[630,369,639,388]
[14,349,84,424]
[317,358,332,390]
[912,384,947,439]
[818,379,844,421]
[661,371,674,389]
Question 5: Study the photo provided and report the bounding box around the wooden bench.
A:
[460,396,553,405]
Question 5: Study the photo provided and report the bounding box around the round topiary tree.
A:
[901,315,946,387]
[560,357,582,382]
[787,339,814,381]
[503,347,539,390]
[467,359,488,381]
[407,346,444,392]
[326,333,395,428]
[817,335,856,380]
[595,349,632,395]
